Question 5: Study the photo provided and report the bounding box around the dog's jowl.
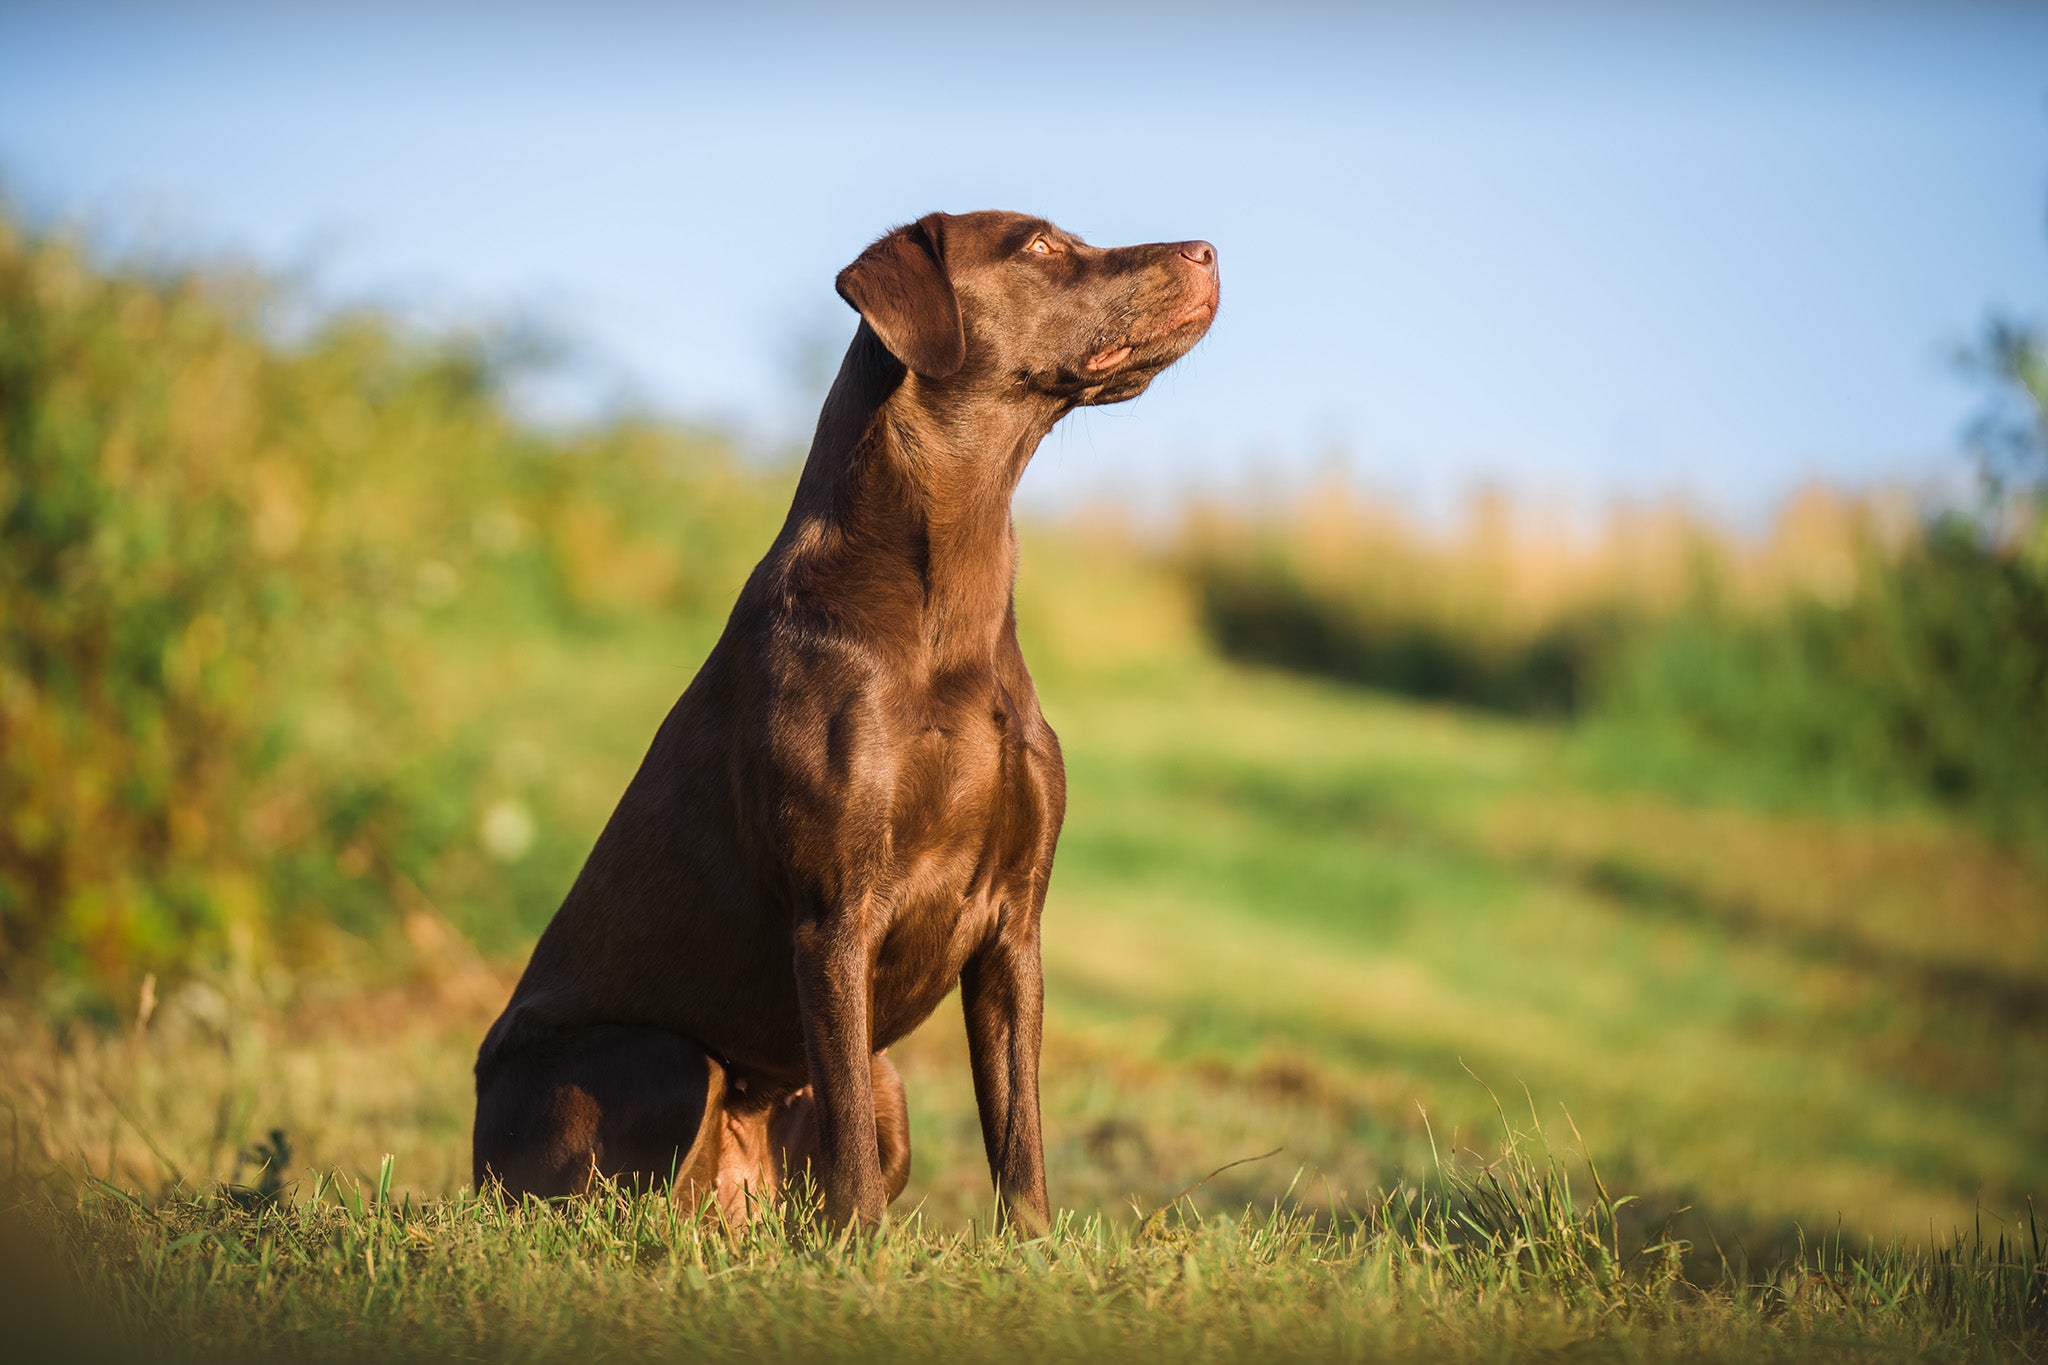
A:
[473,212,1219,1229]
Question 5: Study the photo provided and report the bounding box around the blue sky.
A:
[2,2,2045,520]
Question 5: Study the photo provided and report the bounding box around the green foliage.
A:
[1604,519,2048,839]
[0,211,781,1002]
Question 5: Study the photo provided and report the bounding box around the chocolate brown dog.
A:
[473,210,1219,1228]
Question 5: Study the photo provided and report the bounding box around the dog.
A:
[473,210,1219,1228]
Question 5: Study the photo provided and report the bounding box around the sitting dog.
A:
[473,210,1219,1227]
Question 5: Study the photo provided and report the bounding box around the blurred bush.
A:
[1180,476,2048,839]
[0,211,779,1008]
[1602,515,2048,837]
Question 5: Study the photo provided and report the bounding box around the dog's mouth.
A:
[1083,289,1219,374]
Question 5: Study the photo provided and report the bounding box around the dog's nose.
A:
[1179,240,1217,274]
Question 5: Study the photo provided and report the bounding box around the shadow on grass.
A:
[1154,754,2048,1031]
[1567,854,2048,1027]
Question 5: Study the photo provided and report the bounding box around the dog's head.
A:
[836,210,1218,407]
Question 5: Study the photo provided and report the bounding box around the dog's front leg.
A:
[792,913,885,1227]
[961,921,1049,1234]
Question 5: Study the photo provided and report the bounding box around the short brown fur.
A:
[474,210,1218,1227]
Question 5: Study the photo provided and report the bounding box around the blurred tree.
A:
[1957,170,2048,564]
[1960,315,2048,569]
[1962,317,2048,493]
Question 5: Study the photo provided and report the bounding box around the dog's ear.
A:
[835,213,965,378]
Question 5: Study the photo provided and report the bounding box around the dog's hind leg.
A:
[759,1052,912,1209]
[473,1023,726,1205]
[872,1053,912,1203]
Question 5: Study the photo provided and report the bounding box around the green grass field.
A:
[5,538,2044,1360]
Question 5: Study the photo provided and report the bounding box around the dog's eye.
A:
[1025,236,1054,255]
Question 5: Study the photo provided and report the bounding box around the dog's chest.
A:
[867,714,1048,1043]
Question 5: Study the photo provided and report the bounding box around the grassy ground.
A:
[3,534,2044,1359]
[10,1152,2043,1362]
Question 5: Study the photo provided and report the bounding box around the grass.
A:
[1040,663,2048,1239]
[8,1096,2044,1362]
[4,561,2045,1358]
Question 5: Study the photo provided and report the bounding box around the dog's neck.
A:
[778,324,1062,663]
